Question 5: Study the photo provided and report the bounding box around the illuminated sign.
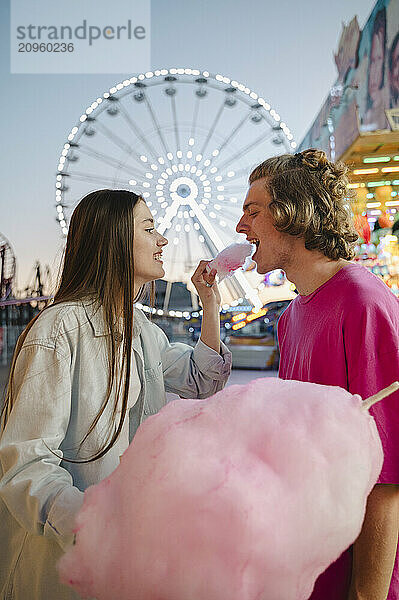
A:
[231,312,247,323]
[232,321,246,331]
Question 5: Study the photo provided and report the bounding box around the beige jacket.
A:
[0,300,231,600]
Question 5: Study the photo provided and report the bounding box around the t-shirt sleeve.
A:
[343,299,399,484]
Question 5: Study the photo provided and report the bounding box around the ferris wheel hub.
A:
[176,184,191,198]
[169,176,199,205]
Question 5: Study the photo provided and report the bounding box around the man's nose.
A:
[236,215,247,234]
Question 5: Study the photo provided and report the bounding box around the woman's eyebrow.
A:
[142,218,154,224]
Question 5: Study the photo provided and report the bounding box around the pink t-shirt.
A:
[278,262,399,599]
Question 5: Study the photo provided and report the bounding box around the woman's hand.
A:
[191,260,221,308]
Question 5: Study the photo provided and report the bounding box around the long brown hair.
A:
[249,148,358,260]
[1,189,153,462]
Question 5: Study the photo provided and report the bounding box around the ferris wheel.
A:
[0,233,16,301]
[55,68,296,308]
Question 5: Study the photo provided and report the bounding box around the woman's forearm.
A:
[200,301,221,354]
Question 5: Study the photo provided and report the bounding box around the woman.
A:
[0,189,231,600]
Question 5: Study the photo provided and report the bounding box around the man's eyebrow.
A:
[243,202,260,212]
[142,218,154,224]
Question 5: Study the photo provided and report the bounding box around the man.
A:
[236,148,399,600]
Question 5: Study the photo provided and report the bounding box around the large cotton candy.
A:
[58,378,383,600]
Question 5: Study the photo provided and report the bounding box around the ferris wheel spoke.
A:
[170,95,181,154]
[224,276,241,298]
[209,166,250,183]
[216,130,273,174]
[168,233,180,274]
[184,229,193,266]
[117,102,160,163]
[222,187,247,194]
[76,144,146,179]
[190,96,200,143]
[144,95,172,161]
[214,113,250,160]
[200,100,225,157]
[94,121,145,168]
[69,171,129,187]
[157,197,182,235]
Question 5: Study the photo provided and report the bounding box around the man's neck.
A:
[284,252,351,296]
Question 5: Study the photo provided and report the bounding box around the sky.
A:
[1,0,376,293]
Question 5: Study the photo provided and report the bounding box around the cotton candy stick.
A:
[362,381,399,411]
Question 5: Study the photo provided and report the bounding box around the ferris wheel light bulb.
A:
[167,152,173,160]
[140,155,148,162]
[177,150,183,159]
[196,154,202,161]
[188,138,195,146]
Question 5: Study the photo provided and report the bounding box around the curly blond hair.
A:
[249,148,358,260]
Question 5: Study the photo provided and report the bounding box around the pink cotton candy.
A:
[208,242,253,281]
[58,378,383,600]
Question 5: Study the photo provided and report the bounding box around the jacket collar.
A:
[81,299,144,338]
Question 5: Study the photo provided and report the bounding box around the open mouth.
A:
[153,252,163,262]
[248,238,260,251]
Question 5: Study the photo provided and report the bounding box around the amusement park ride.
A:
[1,68,298,368]
[0,233,16,302]
[54,68,297,312]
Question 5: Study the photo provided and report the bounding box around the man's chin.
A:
[253,259,267,274]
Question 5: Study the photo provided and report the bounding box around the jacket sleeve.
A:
[149,322,232,399]
[0,342,84,551]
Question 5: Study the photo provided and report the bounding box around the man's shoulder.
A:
[339,264,399,309]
